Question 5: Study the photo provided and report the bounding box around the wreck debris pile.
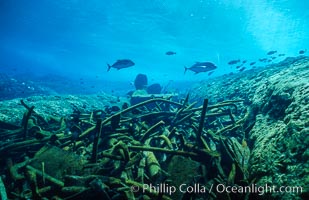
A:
[0,96,253,199]
[0,56,308,199]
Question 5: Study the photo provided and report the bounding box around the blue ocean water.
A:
[0,0,308,95]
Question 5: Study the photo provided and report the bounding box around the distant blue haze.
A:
[0,0,308,89]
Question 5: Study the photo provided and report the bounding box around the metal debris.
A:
[0,97,251,199]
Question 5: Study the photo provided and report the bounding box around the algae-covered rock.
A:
[30,145,86,180]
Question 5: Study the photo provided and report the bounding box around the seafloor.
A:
[0,56,308,200]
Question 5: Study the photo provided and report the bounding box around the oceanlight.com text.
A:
[215,184,303,195]
[130,183,303,196]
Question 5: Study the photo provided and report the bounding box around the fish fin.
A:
[184,66,188,74]
[107,64,111,72]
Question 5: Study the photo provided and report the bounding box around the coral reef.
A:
[191,56,309,199]
[0,94,127,126]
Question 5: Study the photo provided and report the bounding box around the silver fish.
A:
[299,49,307,54]
[107,59,135,71]
[166,51,176,55]
[184,62,217,74]
[267,50,277,55]
[228,59,240,65]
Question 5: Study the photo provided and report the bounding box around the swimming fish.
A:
[267,50,277,55]
[184,62,217,74]
[228,59,240,65]
[166,51,176,55]
[107,59,135,71]
[208,71,214,76]
[239,67,246,72]
[278,53,285,57]
[250,62,256,65]
[259,58,268,62]
[299,49,307,54]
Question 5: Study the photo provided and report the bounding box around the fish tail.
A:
[107,64,111,72]
[184,66,188,74]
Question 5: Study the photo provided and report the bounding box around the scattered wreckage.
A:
[0,96,252,200]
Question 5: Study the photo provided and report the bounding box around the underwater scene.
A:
[0,0,308,199]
